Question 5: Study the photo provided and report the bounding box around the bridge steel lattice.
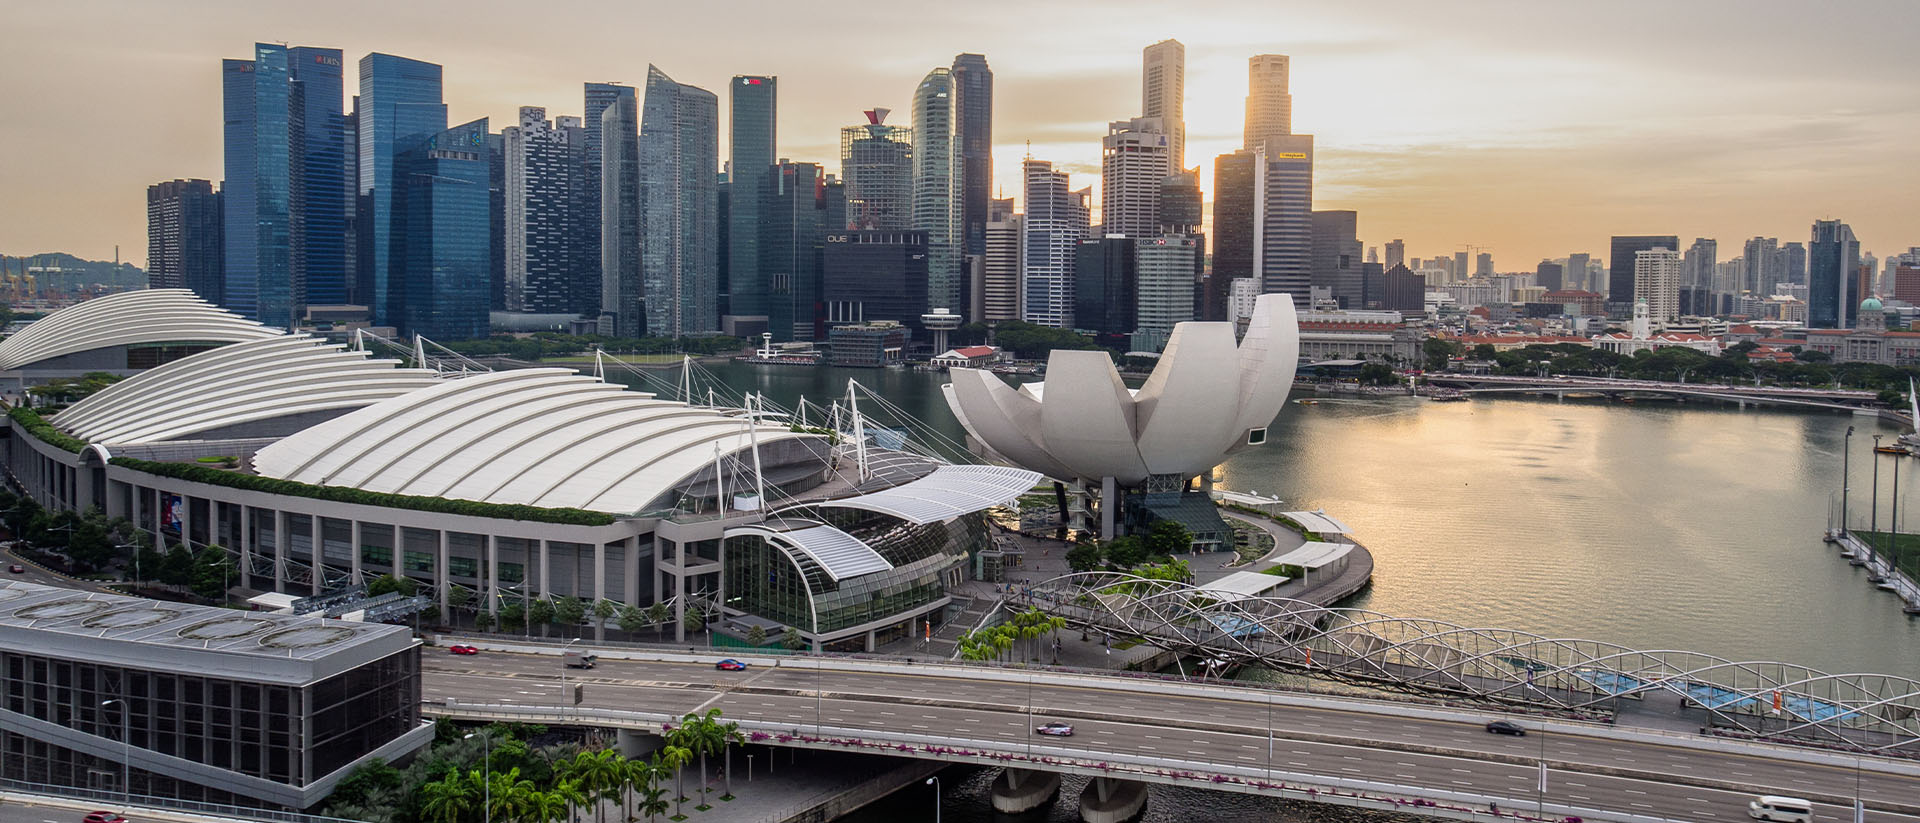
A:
[1015,571,1920,755]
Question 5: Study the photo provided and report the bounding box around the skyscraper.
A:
[1158,168,1202,235]
[222,43,347,328]
[1310,210,1362,308]
[1681,237,1717,316]
[1100,116,1170,238]
[1566,252,1592,293]
[1742,236,1779,295]
[639,65,720,338]
[400,118,491,341]
[726,75,777,335]
[1809,219,1860,329]
[912,68,963,317]
[1133,236,1198,351]
[1452,251,1468,282]
[841,109,913,230]
[1633,247,1680,326]
[824,229,929,331]
[1254,136,1314,303]
[951,53,993,258]
[761,162,843,342]
[147,179,223,301]
[981,197,1021,323]
[503,107,584,313]
[357,53,447,329]
[600,89,643,336]
[1021,159,1089,328]
[1474,252,1493,277]
[1142,40,1185,171]
[1782,241,1807,287]
[1212,151,1257,289]
[1609,235,1679,306]
[1535,260,1564,292]
[1384,238,1405,270]
[1243,54,1292,152]
[581,82,634,321]
[1076,237,1136,344]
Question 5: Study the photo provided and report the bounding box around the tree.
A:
[328,758,404,811]
[524,787,570,823]
[1104,535,1148,569]
[781,626,806,650]
[1142,519,1193,559]
[498,602,525,633]
[555,596,587,636]
[617,605,647,635]
[472,611,495,632]
[1066,539,1103,572]
[527,598,556,638]
[746,624,767,647]
[159,544,193,590]
[683,605,707,636]
[645,601,671,638]
[657,745,692,820]
[1423,337,1463,372]
[447,586,473,613]
[546,776,589,823]
[1470,343,1498,361]
[1357,361,1397,386]
[190,544,234,602]
[368,574,418,598]
[630,755,671,823]
[418,768,479,823]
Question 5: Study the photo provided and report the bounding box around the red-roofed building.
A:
[930,345,1002,369]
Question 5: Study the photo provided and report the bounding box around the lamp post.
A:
[99,698,128,807]
[560,638,580,713]
[1843,426,1854,537]
[924,776,941,823]
[465,732,491,823]
[1536,724,1548,817]
[1872,435,1884,550]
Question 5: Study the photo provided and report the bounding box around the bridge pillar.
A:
[1078,777,1147,823]
[615,728,662,759]
[989,767,1060,813]
[1100,476,1117,540]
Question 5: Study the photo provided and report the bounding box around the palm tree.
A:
[485,766,538,822]
[584,749,625,823]
[523,788,570,823]
[657,745,692,821]
[546,777,589,823]
[419,768,478,823]
[629,756,671,823]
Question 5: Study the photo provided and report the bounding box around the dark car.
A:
[1035,722,1075,737]
[1485,719,1527,736]
[7,564,23,574]
[715,658,748,671]
[448,645,479,655]
[84,812,128,823]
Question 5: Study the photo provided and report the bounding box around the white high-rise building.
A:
[982,197,1021,322]
[912,68,964,318]
[1253,135,1313,303]
[1228,277,1261,322]
[1020,158,1090,327]
[503,106,581,313]
[1244,54,1293,152]
[1141,39,1185,171]
[1634,247,1681,326]
[1100,116,1171,239]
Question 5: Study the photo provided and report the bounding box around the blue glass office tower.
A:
[582,83,635,323]
[1809,219,1860,329]
[401,119,492,341]
[220,44,345,329]
[726,75,777,334]
[357,53,447,328]
[639,66,719,338]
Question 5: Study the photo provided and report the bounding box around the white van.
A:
[1748,795,1813,823]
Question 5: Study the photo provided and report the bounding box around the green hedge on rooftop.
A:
[8,406,88,454]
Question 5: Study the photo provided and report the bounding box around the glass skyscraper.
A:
[600,90,643,337]
[726,75,777,333]
[1020,158,1088,328]
[912,68,962,317]
[639,66,719,338]
[1254,135,1314,304]
[951,53,993,261]
[146,179,224,302]
[220,43,345,329]
[841,110,913,231]
[357,53,447,329]
[1809,219,1860,329]
[401,118,492,341]
[581,83,634,324]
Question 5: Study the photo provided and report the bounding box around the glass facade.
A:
[400,118,491,341]
[728,76,777,321]
[911,68,962,317]
[640,66,720,338]
[724,511,985,637]
[357,53,447,328]
[951,53,993,261]
[823,230,929,330]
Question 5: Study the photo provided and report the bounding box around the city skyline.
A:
[2,0,1916,271]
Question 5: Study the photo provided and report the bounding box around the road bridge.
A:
[1424,374,1885,413]
[422,642,1920,823]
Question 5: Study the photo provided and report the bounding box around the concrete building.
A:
[4,296,1040,657]
[1020,159,1089,328]
[1100,117,1171,239]
[1310,210,1362,308]
[1130,236,1196,352]
[980,197,1020,322]
[1141,40,1185,171]
[639,66,719,337]
[827,321,908,367]
[1228,277,1260,323]
[1384,239,1405,270]
[1244,54,1292,152]
[503,107,585,314]
[1609,235,1679,307]
[1681,238,1717,317]
[840,109,913,231]
[1535,260,1565,292]
[1381,263,1425,314]
[1633,247,1681,327]
[147,179,224,304]
[1566,252,1593,294]
[1254,136,1314,304]
[0,580,430,811]
[1296,310,1423,362]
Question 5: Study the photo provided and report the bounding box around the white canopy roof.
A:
[1283,510,1353,535]
[1268,541,1354,570]
[252,368,823,515]
[796,464,1041,524]
[727,521,892,581]
[0,289,280,370]
[1194,570,1290,603]
[55,336,441,444]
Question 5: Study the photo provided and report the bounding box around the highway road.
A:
[425,648,1920,822]
[0,544,106,592]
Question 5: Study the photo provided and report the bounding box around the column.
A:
[152,487,165,551]
[1101,475,1118,540]
[623,536,640,605]
[391,525,404,579]
[179,496,193,551]
[274,510,289,592]
[539,539,551,600]
[239,506,254,590]
[436,530,450,612]
[309,515,323,595]
[486,534,500,616]
[350,521,363,586]
[593,541,607,604]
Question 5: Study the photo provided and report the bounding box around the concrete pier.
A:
[989,767,1061,813]
[1078,776,1148,823]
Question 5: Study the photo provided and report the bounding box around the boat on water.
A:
[1898,376,1920,455]
[1426,387,1466,402]
[1876,444,1911,456]
[1294,398,1319,406]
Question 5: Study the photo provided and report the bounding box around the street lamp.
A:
[924,776,941,823]
[465,732,491,823]
[560,638,580,714]
[1843,426,1855,538]
[99,698,128,807]
[1872,435,1884,551]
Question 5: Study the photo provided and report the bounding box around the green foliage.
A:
[9,406,86,453]
[592,598,616,620]
[1065,539,1104,572]
[683,605,707,633]
[1264,563,1307,578]
[959,607,1068,663]
[527,597,555,628]
[1358,361,1398,386]
[1273,513,1327,542]
[617,605,647,634]
[645,601,671,627]
[780,625,805,650]
[446,586,473,611]
[330,758,405,810]
[26,371,124,405]
[472,611,494,632]
[991,320,1102,358]
[1423,337,1464,372]
[1141,519,1194,558]
[745,624,767,647]
[555,595,586,627]
[104,456,617,526]
[498,602,525,633]
[190,544,234,601]
[368,573,418,598]
[159,544,192,588]
[1103,535,1148,569]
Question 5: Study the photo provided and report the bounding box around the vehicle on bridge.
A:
[1748,795,1812,822]
[8,564,22,573]
[564,649,597,669]
[447,644,479,655]
[1035,722,1075,736]
[83,812,128,823]
[1484,719,1526,736]
[715,658,749,671]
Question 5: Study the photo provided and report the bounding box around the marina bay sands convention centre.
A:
[0,289,1039,654]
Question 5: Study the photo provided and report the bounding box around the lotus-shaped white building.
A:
[943,294,1300,540]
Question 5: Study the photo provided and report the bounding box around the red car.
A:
[7,564,23,574]
[84,812,128,823]
[447,645,480,655]
[714,658,748,671]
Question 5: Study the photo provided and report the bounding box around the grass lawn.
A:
[1858,530,1920,581]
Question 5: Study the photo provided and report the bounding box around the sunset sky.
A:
[2,0,1915,271]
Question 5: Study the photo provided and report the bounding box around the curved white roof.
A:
[726,521,892,581]
[55,336,442,445]
[0,289,281,371]
[790,464,1041,524]
[251,368,825,515]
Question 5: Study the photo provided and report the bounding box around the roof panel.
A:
[728,522,892,581]
[0,289,280,371]
[793,464,1042,524]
